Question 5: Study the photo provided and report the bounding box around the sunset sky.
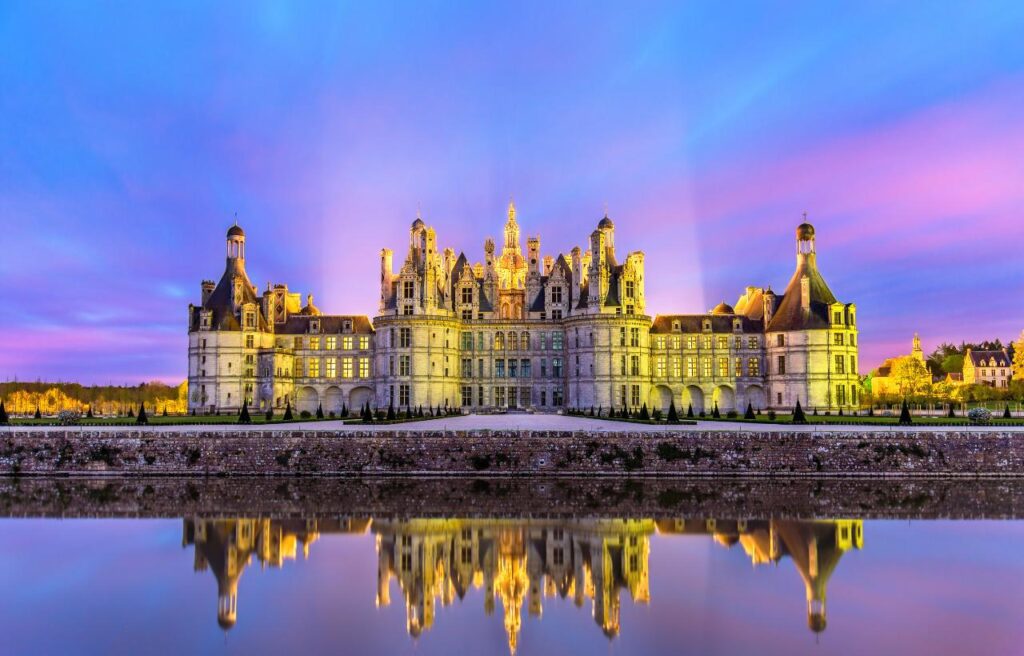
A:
[2,1,1023,384]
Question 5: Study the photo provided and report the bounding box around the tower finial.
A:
[603,201,609,218]
[508,196,516,223]
[416,202,421,220]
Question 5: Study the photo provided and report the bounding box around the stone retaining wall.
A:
[3,428,1024,476]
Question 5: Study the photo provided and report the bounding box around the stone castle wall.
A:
[4,429,1024,477]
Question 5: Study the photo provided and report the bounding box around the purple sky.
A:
[2,2,1023,384]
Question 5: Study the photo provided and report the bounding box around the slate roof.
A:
[650,314,764,334]
[766,254,838,332]
[967,349,1010,367]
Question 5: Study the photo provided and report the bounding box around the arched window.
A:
[495,332,504,350]
[509,332,518,350]
[521,331,530,350]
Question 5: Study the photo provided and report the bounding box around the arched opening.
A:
[323,386,344,415]
[745,385,766,411]
[296,386,319,415]
[683,386,704,415]
[648,385,673,414]
[713,385,736,413]
[349,386,374,410]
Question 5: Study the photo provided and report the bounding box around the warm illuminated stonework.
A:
[187,204,859,414]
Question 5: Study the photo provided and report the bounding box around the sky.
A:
[1,1,1023,384]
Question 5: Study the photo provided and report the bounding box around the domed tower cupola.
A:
[796,215,815,260]
[227,222,245,262]
[597,210,615,254]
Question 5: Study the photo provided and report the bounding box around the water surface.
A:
[2,513,1022,655]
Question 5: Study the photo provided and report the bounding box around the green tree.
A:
[890,356,932,398]
[1013,331,1024,381]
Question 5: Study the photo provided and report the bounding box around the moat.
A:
[1,477,1023,655]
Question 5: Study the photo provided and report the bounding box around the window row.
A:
[284,336,371,351]
[298,357,371,379]
[650,356,762,379]
[653,334,760,350]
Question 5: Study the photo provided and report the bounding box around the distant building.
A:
[871,333,931,396]
[963,348,1012,388]
[187,206,860,414]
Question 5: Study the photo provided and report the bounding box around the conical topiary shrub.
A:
[744,402,755,420]
[640,403,650,420]
[162,406,168,417]
[712,403,721,419]
[136,403,148,425]
[127,406,134,418]
[86,406,94,419]
[686,403,694,419]
[868,405,875,417]
[1004,404,1012,419]
[667,400,679,423]
[899,399,912,425]
[316,402,324,420]
[239,400,251,424]
[265,405,274,422]
[386,401,396,421]
[0,400,8,425]
[283,400,293,421]
[341,403,348,418]
[792,400,807,424]
[947,404,956,418]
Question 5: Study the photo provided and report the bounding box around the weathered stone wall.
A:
[2,476,1023,519]
[3,428,1024,476]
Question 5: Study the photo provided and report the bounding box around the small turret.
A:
[201,280,215,305]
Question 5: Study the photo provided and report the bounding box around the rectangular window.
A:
[631,385,640,407]
[735,357,742,377]
[656,356,666,377]
[358,357,370,378]
[776,334,785,347]
[342,336,353,350]
[631,355,640,376]
[342,358,353,378]
[399,328,411,348]
[399,384,410,407]
[399,355,410,376]
[630,327,640,347]
[245,335,254,349]
[748,357,759,376]
[672,357,681,378]
[538,332,547,350]
[686,357,696,377]
[777,355,786,375]
[495,386,506,406]
[403,280,415,299]
[717,336,728,349]
[552,389,563,406]
[552,333,563,350]
[461,385,472,406]
[702,357,712,378]
[833,311,843,324]
[834,354,845,374]
[540,358,547,377]
[477,332,485,350]
[655,336,666,349]
[495,360,505,378]
[552,357,563,377]
[747,336,758,348]
[509,360,518,378]
[551,286,563,303]
[461,287,473,304]
[671,335,681,349]
[619,327,626,346]
[478,358,484,378]
[461,358,472,377]
[521,359,531,378]
[625,279,635,299]
[359,336,369,350]
[620,385,627,407]
[326,358,336,378]
[836,384,847,405]
[834,333,845,346]
[325,336,336,350]
[551,309,562,320]
[850,356,857,374]
[461,332,473,350]
[718,357,729,377]
[293,337,303,349]
[702,335,711,350]
[687,335,697,349]
[309,358,320,377]
[310,337,320,350]
[620,355,626,376]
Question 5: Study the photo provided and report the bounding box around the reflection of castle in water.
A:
[182,516,862,649]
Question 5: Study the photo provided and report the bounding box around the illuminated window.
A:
[686,335,696,349]
[342,358,353,378]
[655,336,666,349]
[656,356,666,377]
[702,335,711,350]
[509,332,518,350]
[735,357,742,377]
[309,337,320,350]
[342,336,353,350]
[552,333,563,350]
[686,357,696,377]
[671,336,681,349]
[747,336,758,348]
[717,336,728,349]
[309,358,320,377]
[358,357,369,378]
[325,336,336,350]
[702,357,712,378]
[359,336,369,350]
[718,357,728,377]
[325,358,336,378]
[748,357,759,376]
[672,357,681,378]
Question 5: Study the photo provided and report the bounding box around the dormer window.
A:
[244,312,256,329]
[403,280,415,299]
[551,286,563,304]
[625,280,635,299]
[343,320,352,332]
[461,286,473,304]
[833,311,843,324]
[702,320,711,333]
[733,319,742,332]
[672,321,680,332]
[310,319,320,333]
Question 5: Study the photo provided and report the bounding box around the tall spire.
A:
[504,197,520,253]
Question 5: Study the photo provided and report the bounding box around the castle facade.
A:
[187,203,859,415]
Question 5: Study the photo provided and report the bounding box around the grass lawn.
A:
[3,414,345,427]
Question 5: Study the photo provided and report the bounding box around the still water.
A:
[2,513,1023,655]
